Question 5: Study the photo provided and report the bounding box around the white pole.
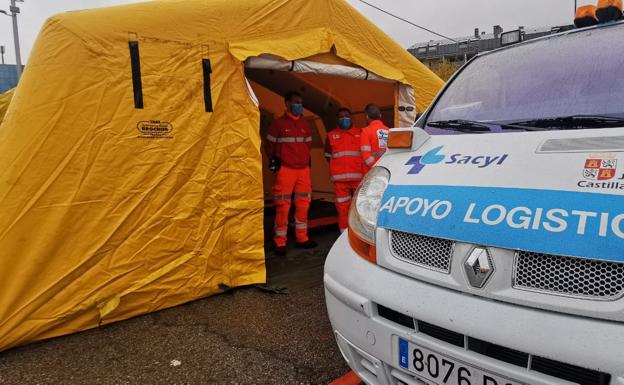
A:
[10,0,22,79]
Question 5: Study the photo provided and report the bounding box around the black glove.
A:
[269,157,281,173]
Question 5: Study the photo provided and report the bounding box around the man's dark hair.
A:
[337,107,352,115]
[284,91,302,103]
[365,104,382,120]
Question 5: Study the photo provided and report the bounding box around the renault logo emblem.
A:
[464,247,494,288]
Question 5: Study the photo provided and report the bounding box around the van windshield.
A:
[426,24,624,131]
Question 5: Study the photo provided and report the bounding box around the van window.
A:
[427,25,624,125]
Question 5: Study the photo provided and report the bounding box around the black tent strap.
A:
[202,59,213,113]
[128,41,144,109]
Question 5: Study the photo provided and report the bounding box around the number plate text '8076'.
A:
[398,338,525,385]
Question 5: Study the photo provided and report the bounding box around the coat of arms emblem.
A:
[583,158,617,180]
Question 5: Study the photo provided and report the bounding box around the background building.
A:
[409,25,573,67]
[0,64,22,93]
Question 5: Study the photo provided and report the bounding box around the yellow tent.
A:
[0,0,443,350]
[0,88,14,124]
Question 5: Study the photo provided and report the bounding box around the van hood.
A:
[377,127,624,263]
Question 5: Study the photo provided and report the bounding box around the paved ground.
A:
[0,228,348,385]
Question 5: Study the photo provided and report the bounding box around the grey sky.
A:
[0,0,594,65]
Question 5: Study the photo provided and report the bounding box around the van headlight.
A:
[348,167,391,243]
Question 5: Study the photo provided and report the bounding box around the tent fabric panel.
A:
[44,0,442,111]
[0,26,266,351]
[0,0,441,351]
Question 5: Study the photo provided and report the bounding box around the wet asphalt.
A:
[0,229,349,385]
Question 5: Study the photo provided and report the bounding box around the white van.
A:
[324,21,624,385]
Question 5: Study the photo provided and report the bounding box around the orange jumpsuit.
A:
[266,113,313,247]
[361,119,390,171]
[324,126,364,230]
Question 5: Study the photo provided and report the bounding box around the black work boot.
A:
[275,246,287,256]
[296,240,317,249]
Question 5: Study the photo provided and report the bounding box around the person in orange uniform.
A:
[324,108,364,233]
[266,91,317,256]
[361,104,390,171]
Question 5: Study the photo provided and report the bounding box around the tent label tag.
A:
[137,120,173,138]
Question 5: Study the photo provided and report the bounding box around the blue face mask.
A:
[291,103,304,116]
[338,117,352,129]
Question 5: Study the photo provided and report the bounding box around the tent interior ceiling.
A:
[245,68,395,131]
[302,53,358,66]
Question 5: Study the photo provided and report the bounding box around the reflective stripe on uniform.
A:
[273,194,292,201]
[372,151,385,157]
[274,230,288,236]
[361,145,372,151]
[295,223,307,229]
[332,173,363,181]
[294,192,312,199]
[324,152,332,158]
[276,136,313,143]
[364,157,375,165]
[336,195,352,203]
[266,134,277,143]
[331,151,362,158]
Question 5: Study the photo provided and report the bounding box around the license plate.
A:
[398,338,524,385]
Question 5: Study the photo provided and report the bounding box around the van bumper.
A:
[324,232,624,385]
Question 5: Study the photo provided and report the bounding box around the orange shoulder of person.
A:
[360,119,390,171]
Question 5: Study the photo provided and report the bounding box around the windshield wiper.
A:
[426,119,532,133]
[508,115,624,129]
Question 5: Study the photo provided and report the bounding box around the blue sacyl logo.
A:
[406,145,509,174]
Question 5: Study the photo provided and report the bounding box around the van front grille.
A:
[389,231,453,273]
[377,305,414,329]
[376,304,611,385]
[418,321,464,348]
[514,250,624,300]
[531,356,612,385]
[467,338,529,368]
